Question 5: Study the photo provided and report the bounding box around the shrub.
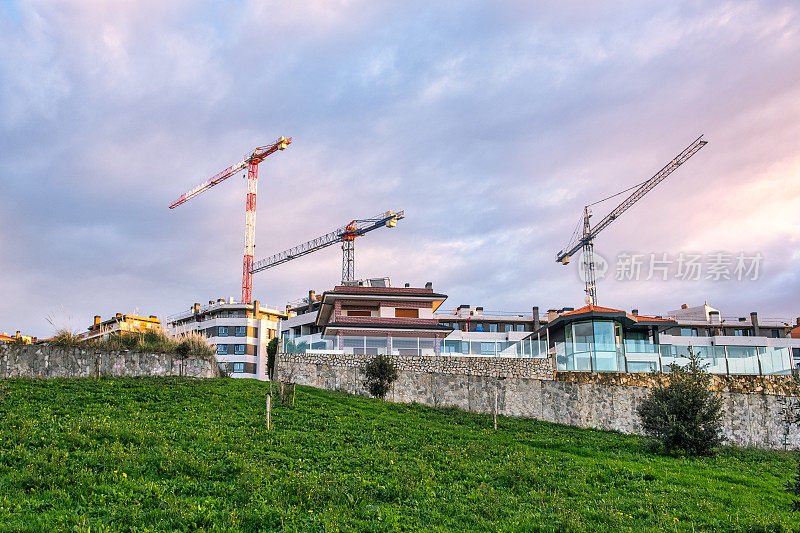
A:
[267,338,279,380]
[49,329,84,347]
[362,354,399,399]
[637,347,723,455]
[173,332,215,362]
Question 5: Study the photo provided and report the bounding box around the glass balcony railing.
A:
[283,334,795,376]
[283,334,549,358]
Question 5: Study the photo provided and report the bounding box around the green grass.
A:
[0,378,797,532]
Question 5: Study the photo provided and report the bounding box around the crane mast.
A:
[251,210,405,283]
[556,135,707,305]
[168,136,292,304]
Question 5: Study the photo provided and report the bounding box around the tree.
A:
[267,337,279,380]
[362,354,399,399]
[637,347,723,455]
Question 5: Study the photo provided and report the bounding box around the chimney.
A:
[15,331,20,339]
[796,317,800,327]
[404,283,410,288]
[253,299,261,319]
[631,309,639,316]
[308,290,316,306]
[750,311,760,336]
[209,300,213,305]
[709,310,721,324]
[532,306,540,330]
[93,315,101,327]
[547,309,559,322]
[218,298,225,304]
[475,306,484,316]
[115,312,122,318]
[149,315,157,319]
[193,303,200,312]
[681,304,689,309]
[425,281,432,290]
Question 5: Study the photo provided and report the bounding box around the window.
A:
[395,308,419,318]
[233,362,245,373]
[504,324,513,332]
[734,328,750,337]
[771,329,781,338]
[452,323,461,331]
[234,344,246,355]
[235,326,246,337]
[680,328,698,337]
[218,326,228,337]
[217,345,228,355]
[516,324,525,332]
[489,323,497,332]
[474,324,484,332]
[346,310,371,317]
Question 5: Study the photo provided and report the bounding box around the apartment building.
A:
[84,313,162,341]
[533,303,800,374]
[166,298,285,380]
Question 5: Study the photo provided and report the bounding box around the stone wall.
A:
[276,351,800,450]
[0,344,220,379]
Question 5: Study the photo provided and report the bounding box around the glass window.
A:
[234,344,246,355]
[516,324,524,332]
[217,345,228,355]
[474,324,484,332]
[592,321,618,371]
[233,362,245,373]
[218,326,228,337]
[504,324,513,332]
[680,328,698,336]
[734,329,750,337]
[489,324,497,332]
[480,342,496,355]
[235,326,246,337]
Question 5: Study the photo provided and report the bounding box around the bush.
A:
[637,347,723,455]
[49,329,84,347]
[363,354,399,399]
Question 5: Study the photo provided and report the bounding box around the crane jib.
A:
[555,135,707,263]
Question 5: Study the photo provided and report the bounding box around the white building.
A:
[165,298,285,380]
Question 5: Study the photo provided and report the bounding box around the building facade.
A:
[84,313,162,341]
[166,298,285,380]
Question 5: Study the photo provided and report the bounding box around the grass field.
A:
[0,378,797,532]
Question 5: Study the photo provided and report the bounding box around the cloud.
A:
[1,0,799,336]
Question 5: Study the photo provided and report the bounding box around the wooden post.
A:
[280,382,285,406]
[493,385,498,430]
[292,384,296,407]
[266,394,272,430]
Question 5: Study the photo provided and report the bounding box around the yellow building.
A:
[0,331,38,344]
[84,313,162,341]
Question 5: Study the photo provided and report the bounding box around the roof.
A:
[532,304,676,336]
[316,286,449,325]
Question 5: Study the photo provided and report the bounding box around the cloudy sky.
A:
[2,1,799,337]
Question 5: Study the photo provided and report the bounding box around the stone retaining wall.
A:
[0,344,219,379]
[277,351,800,450]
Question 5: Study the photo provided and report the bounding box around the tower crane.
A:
[251,210,405,284]
[168,136,292,304]
[556,135,707,305]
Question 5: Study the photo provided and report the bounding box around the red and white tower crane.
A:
[168,136,292,304]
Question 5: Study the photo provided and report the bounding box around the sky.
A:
[1,0,799,337]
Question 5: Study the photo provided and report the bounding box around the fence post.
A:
[266,393,272,430]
